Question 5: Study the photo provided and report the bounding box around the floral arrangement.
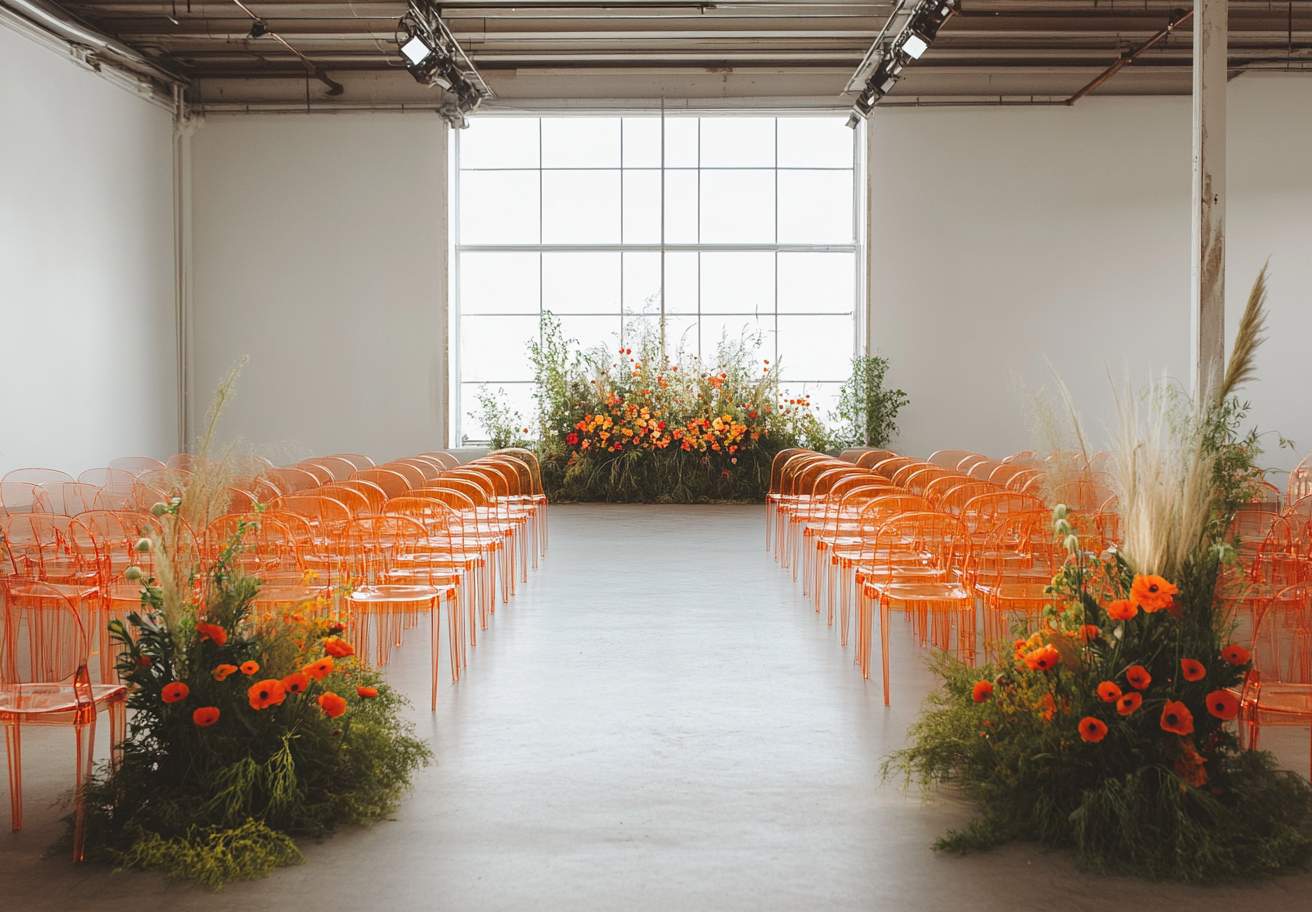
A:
[76,372,431,889]
[887,270,1312,881]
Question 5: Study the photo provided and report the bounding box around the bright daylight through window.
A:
[454,114,862,444]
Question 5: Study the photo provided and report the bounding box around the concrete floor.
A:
[3,504,1311,910]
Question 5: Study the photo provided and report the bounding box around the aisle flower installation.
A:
[473,314,909,503]
[78,373,431,889]
[888,270,1312,881]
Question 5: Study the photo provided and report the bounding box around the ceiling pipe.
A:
[1065,7,1192,104]
[1,0,184,85]
[229,0,344,94]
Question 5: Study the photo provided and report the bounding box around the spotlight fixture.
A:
[248,19,267,38]
[844,0,955,127]
[395,0,494,126]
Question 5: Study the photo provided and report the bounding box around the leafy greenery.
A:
[831,355,909,449]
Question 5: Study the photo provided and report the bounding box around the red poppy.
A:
[1181,658,1206,682]
[318,692,348,718]
[1131,574,1178,613]
[1106,599,1137,621]
[1160,700,1195,735]
[1079,625,1101,642]
[1125,665,1152,690]
[323,638,355,659]
[1220,644,1251,665]
[240,661,260,675]
[1206,689,1240,721]
[281,672,311,695]
[248,679,287,711]
[303,656,334,681]
[161,682,190,703]
[1023,645,1061,672]
[1117,692,1142,716]
[972,681,993,703]
[566,433,579,445]
[193,706,221,727]
[1078,717,1108,743]
[195,622,227,646]
[213,663,239,682]
[1097,681,1123,703]
[357,686,379,698]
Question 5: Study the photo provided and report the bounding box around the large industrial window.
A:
[454,114,862,444]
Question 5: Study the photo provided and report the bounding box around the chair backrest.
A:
[315,484,371,516]
[334,479,389,513]
[315,455,361,482]
[137,468,191,497]
[78,467,136,491]
[957,454,992,473]
[767,448,812,497]
[339,515,441,583]
[328,453,376,470]
[391,457,443,481]
[491,449,544,497]
[931,480,1001,514]
[108,456,166,476]
[1,481,43,513]
[2,467,74,486]
[854,450,897,469]
[268,494,353,535]
[351,468,411,499]
[870,456,918,480]
[1248,584,1312,688]
[262,467,321,495]
[40,482,101,516]
[382,495,458,533]
[967,459,1005,481]
[927,450,979,471]
[1,579,90,686]
[959,492,1047,537]
[422,451,461,471]
[378,462,427,489]
[901,466,954,497]
[223,486,260,514]
[295,462,337,485]
[1002,450,1036,466]
[870,510,968,572]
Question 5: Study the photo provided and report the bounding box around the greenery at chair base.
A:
[472,313,910,503]
[73,514,432,890]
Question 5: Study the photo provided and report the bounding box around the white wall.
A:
[867,75,1312,485]
[189,113,448,463]
[0,22,177,477]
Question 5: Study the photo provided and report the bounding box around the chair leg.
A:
[881,599,893,707]
[5,721,21,832]
[73,717,97,862]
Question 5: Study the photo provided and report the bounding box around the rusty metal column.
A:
[1191,0,1227,401]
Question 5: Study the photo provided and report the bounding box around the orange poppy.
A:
[1097,681,1123,703]
[1206,689,1240,721]
[357,686,379,698]
[1220,644,1251,665]
[1131,574,1178,613]
[1117,692,1142,715]
[1023,645,1061,672]
[1125,665,1152,690]
[212,663,239,682]
[1180,658,1206,682]
[248,679,287,711]
[1160,700,1195,735]
[1078,717,1108,743]
[303,656,334,681]
[323,637,355,659]
[1106,599,1137,621]
[317,692,348,718]
[1037,693,1057,722]
[971,681,993,703]
[161,682,190,703]
[281,672,311,695]
[240,661,260,675]
[195,622,227,646]
[192,706,221,727]
[1079,625,1101,643]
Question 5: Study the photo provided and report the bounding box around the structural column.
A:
[1191,0,1227,401]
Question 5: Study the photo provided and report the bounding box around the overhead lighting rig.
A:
[844,0,955,127]
[396,0,495,128]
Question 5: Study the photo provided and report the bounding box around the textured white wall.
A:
[867,75,1312,486]
[0,23,177,477]
[189,113,448,463]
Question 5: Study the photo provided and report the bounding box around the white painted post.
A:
[1191,0,1227,401]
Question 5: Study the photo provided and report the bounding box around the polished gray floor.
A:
[3,504,1310,910]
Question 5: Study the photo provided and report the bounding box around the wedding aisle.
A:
[2,505,1310,910]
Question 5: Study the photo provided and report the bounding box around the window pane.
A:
[461,382,536,443]
[701,315,771,365]
[557,314,621,358]
[461,315,539,382]
[543,252,621,314]
[459,171,540,244]
[778,171,853,243]
[664,117,699,167]
[777,314,853,381]
[778,252,855,314]
[542,117,621,169]
[662,315,700,356]
[788,382,843,424]
[700,170,774,244]
[700,117,775,168]
[460,252,540,314]
[664,170,699,243]
[542,170,621,244]
[461,118,539,169]
[664,251,698,313]
[622,251,661,315]
[777,117,853,168]
[623,118,662,168]
[700,252,774,314]
[622,170,661,244]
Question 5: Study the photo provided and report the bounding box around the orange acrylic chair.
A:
[2,468,74,487]
[261,467,321,495]
[765,448,813,552]
[493,448,550,550]
[328,453,376,471]
[295,462,337,486]
[1,579,127,860]
[420,452,460,471]
[926,450,980,471]
[1239,582,1312,778]
[351,468,410,500]
[106,456,165,476]
[854,450,898,469]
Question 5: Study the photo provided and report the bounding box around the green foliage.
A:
[831,355,909,449]
[78,523,432,888]
[467,385,531,450]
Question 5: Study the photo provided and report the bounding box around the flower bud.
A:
[136,537,153,553]
[124,565,142,582]
[1064,534,1080,553]
[1053,504,1068,521]
[150,502,168,517]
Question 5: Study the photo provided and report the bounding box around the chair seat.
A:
[1247,685,1312,718]
[0,682,126,721]
[346,583,450,604]
[867,580,971,602]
